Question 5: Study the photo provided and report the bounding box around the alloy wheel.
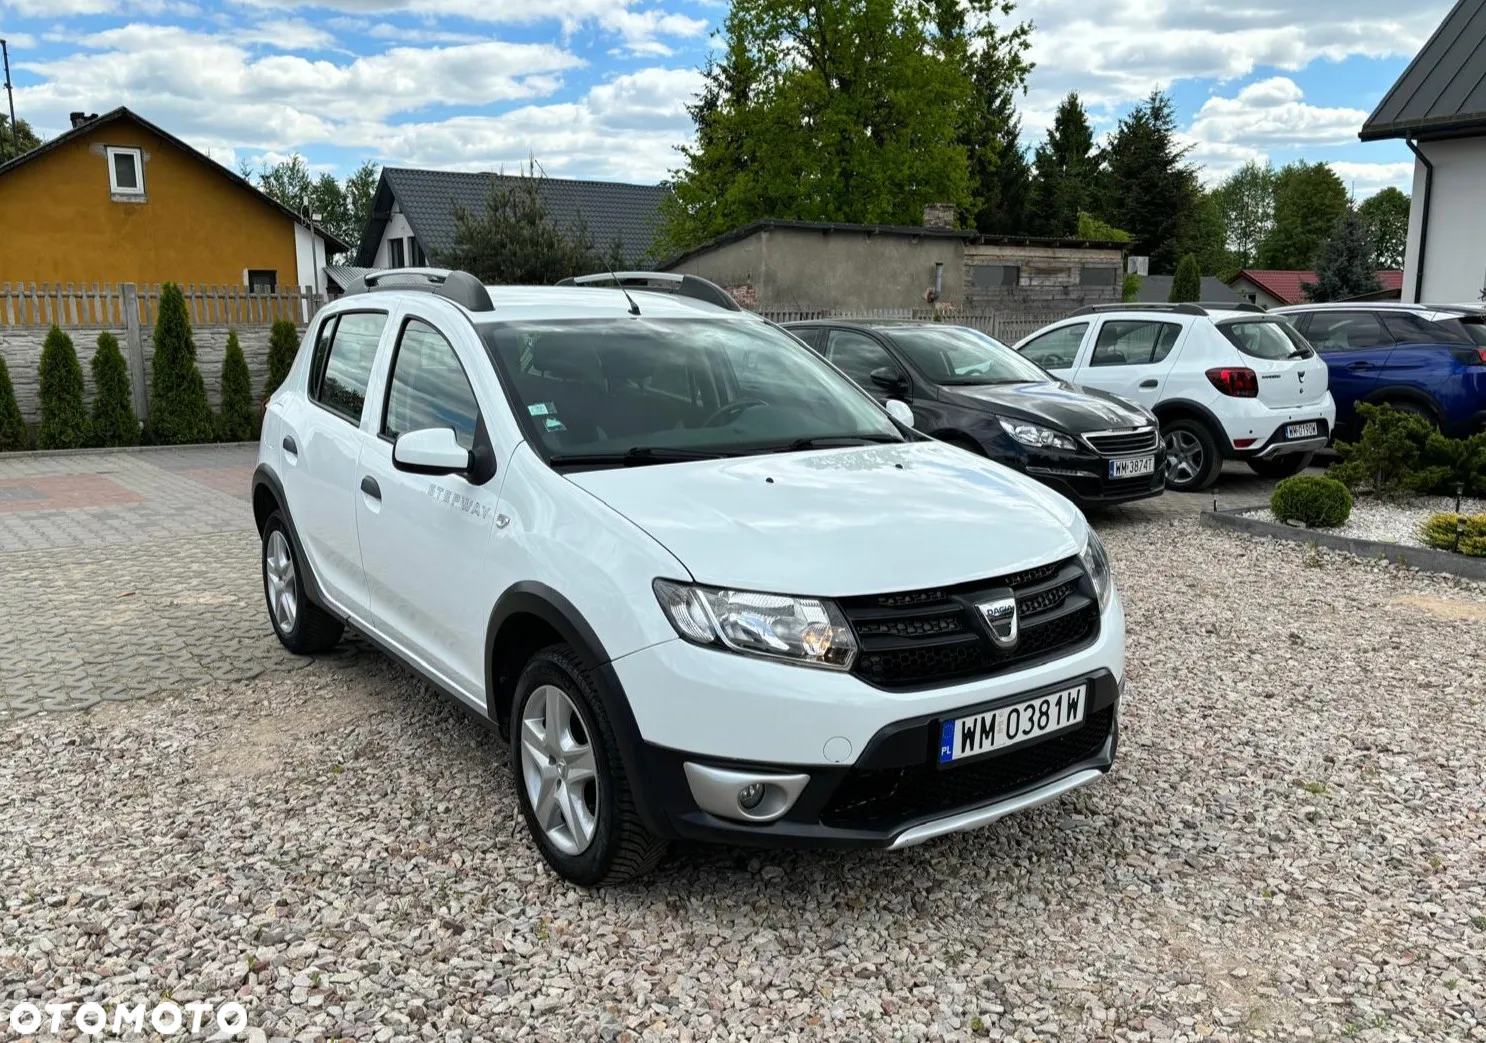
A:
[1164,430,1204,486]
[520,684,599,856]
[264,530,298,634]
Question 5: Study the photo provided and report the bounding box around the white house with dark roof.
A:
[1360,0,1486,304]
[353,168,669,270]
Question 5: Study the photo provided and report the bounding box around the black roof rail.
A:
[342,268,494,313]
[1067,302,1208,317]
[555,271,742,312]
[1198,300,1265,313]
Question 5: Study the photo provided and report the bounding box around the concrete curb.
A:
[1199,506,1486,582]
[0,441,258,460]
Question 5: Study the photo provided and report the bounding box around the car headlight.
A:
[998,417,1078,451]
[1079,528,1113,612]
[652,579,858,670]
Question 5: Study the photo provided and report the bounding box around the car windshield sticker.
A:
[544,417,566,432]
[528,402,553,417]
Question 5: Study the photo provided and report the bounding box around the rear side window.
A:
[1450,318,1486,347]
[1303,312,1391,352]
[382,318,481,450]
[827,329,900,388]
[1381,312,1472,345]
[310,311,388,422]
[1090,320,1182,366]
[1219,320,1312,360]
[1017,323,1088,369]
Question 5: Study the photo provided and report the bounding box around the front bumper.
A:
[1003,442,1166,506]
[628,671,1121,849]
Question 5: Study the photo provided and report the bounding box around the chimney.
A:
[922,203,956,230]
[69,111,98,129]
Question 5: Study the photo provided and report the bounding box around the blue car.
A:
[1271,303,1486,437]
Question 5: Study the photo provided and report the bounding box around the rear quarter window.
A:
[1218,320,1311,361]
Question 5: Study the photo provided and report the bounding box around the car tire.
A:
[261,511,344,654]
[510,644,667,886]
[1383,400,1438,429]
[1246,451,1314,479]
[1161,418,1222,492]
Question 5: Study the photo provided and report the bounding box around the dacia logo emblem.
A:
[977,590,1019,650]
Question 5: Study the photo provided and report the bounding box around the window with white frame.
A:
[106,147,145,196]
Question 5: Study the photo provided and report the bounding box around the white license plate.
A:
[938,684,1088,764]
[1285,422,1319,439]
[1108,455,1155,479]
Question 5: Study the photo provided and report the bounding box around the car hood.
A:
[564,441,1086,597]
[942,380,1151,433]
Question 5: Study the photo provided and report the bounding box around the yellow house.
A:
[0,107,348,292]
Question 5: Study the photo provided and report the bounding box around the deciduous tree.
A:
[1212,161,1276,269]
[0,113,41,163]
[1259,162,1348,271]
[1357,186,1410,270]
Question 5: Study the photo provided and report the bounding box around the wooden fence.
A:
[753,307,1069,344]
[0,282,325,328]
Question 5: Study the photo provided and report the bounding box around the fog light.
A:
[737,783,766,810]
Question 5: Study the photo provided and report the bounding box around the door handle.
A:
[360,476,381,500]
[1347,361,1373,370]
[1138,379,1159,389]
[282,435,297,454]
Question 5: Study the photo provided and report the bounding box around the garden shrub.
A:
[1422,430,1486,498]
[217,330,255,442]
[36,324,90,450]
[89,331,139,447]
[1419,513,1486,556]
[1271,474,1353,527]
[264,319,300,399]
[147,282,215,445]
[0,354,28,451]
[1328,403,1449,498]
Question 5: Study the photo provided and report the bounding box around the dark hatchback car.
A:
[784,320,1166,507]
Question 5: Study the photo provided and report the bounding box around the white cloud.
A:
[231,18,334,51]
[0,0,196,12]
[1188,77,1369,148]
[1331,160,1415,197]
[361,22,482,45]
[1,31,36,47]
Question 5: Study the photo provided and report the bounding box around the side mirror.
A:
[885,399,916,428]
[869,367,907,392]
[393,428,470,476]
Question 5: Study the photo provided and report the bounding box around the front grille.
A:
[1083,427,1159,456]
[820,707,1115,830]
[838,559,1099,689]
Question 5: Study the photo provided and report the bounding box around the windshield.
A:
[479,318,903,465]
[887,326,1051,385]
[1218,319,1314,360]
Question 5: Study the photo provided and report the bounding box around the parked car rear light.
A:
[1205,367,1258,397]
[1233,438,1256,448]
[1476,348,1486,365]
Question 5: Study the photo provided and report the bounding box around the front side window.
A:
[1017,323,1088,369]
[1219,319,1313,360]
[888,326,1050,385]
[310,311,388,423]
[382,318,481,450]
[480,318,902,463]
[1090,320,1183,367]
[826,330,899,388]
[106,147,144,195]
[1304,312,1391,352]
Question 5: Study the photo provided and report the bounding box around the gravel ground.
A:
[2,521,1485,1043]
[1247,495,1486,549]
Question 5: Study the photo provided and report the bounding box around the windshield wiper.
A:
[763,434,904,453]
[547,446,732,468]
[940,377,1031,386]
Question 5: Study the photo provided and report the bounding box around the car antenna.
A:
[607,265,641,316]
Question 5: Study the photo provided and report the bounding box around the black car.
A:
[782,320,1166,507]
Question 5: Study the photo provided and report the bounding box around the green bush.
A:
[217,330,255,442]
[1422,429,1486,498]
[1271,474,1353,527]
[264,319,300,399]
[1420,513,1486,556]
[89,331,139,447]
[0,354,28,451]
[36,324,90,449]
[1169,254,1201,303]
[1328,403,1449,498]
[147,282,215,445]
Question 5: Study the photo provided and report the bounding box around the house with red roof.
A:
[1227,269,1405,309]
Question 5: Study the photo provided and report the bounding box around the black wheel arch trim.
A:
[1361,386,1444,420]
[251,465,330,608]
[1152,399,1234,456]
[484,582,673,838]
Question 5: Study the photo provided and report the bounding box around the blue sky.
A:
[0,0,1449,199]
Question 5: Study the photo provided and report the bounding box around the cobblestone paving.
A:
[0,445,1305,722]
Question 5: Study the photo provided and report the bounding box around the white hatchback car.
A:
[253,268,1126,885]
[1014,303,1335,491]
